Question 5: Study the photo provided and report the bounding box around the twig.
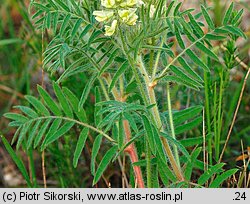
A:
[41,22,47,188]
[218,49,250,163]
[117,156,129,188]
[41,150,47,188]
[241,141,247,187]
[0,85,24,99]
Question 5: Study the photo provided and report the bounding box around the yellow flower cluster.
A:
[101,0,142,8]
[93,0,143,36]
[93,1,156,36]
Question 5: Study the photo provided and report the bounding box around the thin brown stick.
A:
[101,175,110,187]
[41,72,47,187]
[41,150,47,188]
[0,74,20,81]
[240,141,247,187]
[247,173,250,188]
[117,156,129,188]
[218,59,250,163]
[122,155,128,186]
[27,155,32,182]
[0,84,24,98]
[41,24,47,188]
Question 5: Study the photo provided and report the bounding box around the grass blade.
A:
[1,135,32,187]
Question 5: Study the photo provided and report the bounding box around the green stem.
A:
[98,78,110,101]
[117,24,149,105]
[213,82,217,160]
[204,72,212,164]
[117,25,183,182]
[166,83,180,167]
[104,63,145,188]
[137,56,183,181]
[28,148,37,187]
[152,37,165,78]
[149,38,155,75]
[216,72,224,161]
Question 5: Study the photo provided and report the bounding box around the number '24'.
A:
[234,192,246,201]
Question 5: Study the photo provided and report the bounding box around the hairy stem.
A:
[148,86,184,181]
[118,25,183,183]
[117,24,149,105]
[104,70,145,188]
[137,56,184,181]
